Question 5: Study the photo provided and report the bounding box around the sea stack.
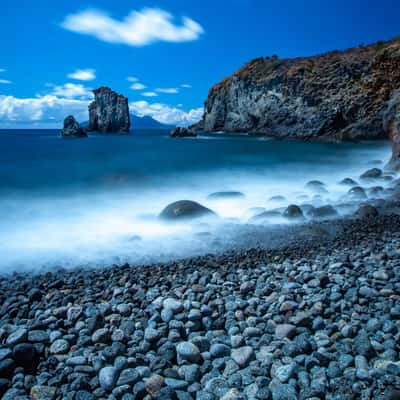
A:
[202,37,400,141]
[88,87,130,133]
[170,127,197,138]
[61,115,87,138]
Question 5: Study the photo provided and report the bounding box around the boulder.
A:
[347,186,367,200]
[360,168,383,179]
[340,178,358,186]
[355,204,379,219]
[160,200,216,220]
[283,205,303,219]
[307,205,338,219]
[305,180,327,193]
[88,87,130,133]
[208,191,245,199]
[61,116,87,138]
[170,127,197,138]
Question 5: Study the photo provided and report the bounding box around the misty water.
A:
[0,129,392,273]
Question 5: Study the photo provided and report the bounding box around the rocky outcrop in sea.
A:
[61,116,87,138]
[170,127,197,138]
[88,87,130,133]
[202,37,400,142]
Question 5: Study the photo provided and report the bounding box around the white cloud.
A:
[0,95,88,127]
[61,8,204,47]
[130,83,147,90]
[130,100,203,126]
[127,76,139,82]
[141,92,158,97]
[67,68,96,81]
[0,95,203,128]
[181,84,192,88]
[49,83,93,99]
[155,88,179,94]
[0,79,11,84]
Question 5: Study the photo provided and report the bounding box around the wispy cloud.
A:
[67,68,96,81]
[0,69,5,73]
[155,88,179,94]
[0,79,12,84]
[181,84,192,88]
[141,92,158,97]
[60,8,204,47]
[49,83,93,99]
[130,83,147,90]
[127,76,139,82]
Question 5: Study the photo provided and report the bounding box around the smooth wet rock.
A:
[348,186,367,200]
[160,200,216,220]
[13,343,37,370]
[275,324,296,340]
[176,342,201,363]
[99,366,119,391]
[231,346,255,368]
[30,385,56,400]
[340,178,358,186]
[145,374,164,397]
[355,204,379,219]
[208,191,245,199]
[283,205,303,219]
[307,205,338,219]
[305,180,327,193]
[49,339,69,355]
[360,168,382,179]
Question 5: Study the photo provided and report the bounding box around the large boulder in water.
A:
[307,205,338,219]
[170,127,197,138]
[61,115,87,138]
[88,87,130,133]
[360,168,382,179]
[160,200,216,220]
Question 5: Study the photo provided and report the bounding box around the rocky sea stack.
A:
[170,127,197,138]
[88,87,130,133]
[202,37,400,142]
[60,116,87,138]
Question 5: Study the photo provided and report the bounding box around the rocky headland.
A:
[88,87,131,133]
[202,37,400,145]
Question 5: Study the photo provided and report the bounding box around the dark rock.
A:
[340,178,358,186]
[307,205,338,219]
[160,200,216,220]
[347,186,367,200]
[13,343,37,370]
[61,115,87,138]
[99,366,119,391]
[360,168,383,179]
[283,205,303,219]
[0,359,15,378]
[305,180,327,193]
[170,127,197,138]
[355,204,379,219]
[88,87,130,133]
[208,191,245,199]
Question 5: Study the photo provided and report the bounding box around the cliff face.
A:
[88,87,130,133]
[203,38,400,142]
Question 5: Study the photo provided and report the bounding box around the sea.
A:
[0,129,392,273]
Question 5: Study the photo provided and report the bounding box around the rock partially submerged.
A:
[88,87,130,133]
[360,168,383,179]
[283,205,303,219]
[170,127,197,138]
[208,191,245,199]
[60,115,87,138]
[160,200,216,220]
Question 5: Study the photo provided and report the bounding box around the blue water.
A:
[0,129,392,272]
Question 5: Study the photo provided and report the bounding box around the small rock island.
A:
[88,87,130,133]
[61,115,87,138]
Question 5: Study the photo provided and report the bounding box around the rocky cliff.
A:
[203,37,400,142]
[88,87,130,133]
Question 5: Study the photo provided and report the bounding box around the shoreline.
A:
[1,195,400,399]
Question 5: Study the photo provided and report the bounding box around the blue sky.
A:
[1,0,399,128]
